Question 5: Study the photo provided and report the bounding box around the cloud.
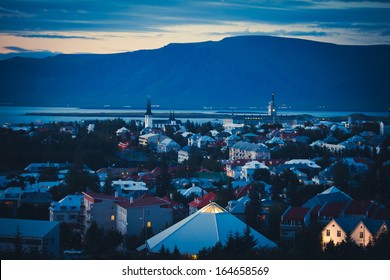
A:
[3,46,30,52]
[0,6,31,17]
[14,33,97,40]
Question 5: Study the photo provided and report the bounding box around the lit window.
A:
[111,215,115,221]
[147,221,151,228]
[326,230,330,236]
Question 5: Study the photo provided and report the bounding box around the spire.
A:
[172,110,175,120]
[272,92,275,102]
[146,96,152,115]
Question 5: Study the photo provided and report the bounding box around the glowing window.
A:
[111,215,115,221]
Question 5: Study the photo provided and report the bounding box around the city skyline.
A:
[1,0,390,57]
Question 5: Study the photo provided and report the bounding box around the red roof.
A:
[234,185,252,199]
[374,208,390,220]
[188,192,216,209]
[227,159,251,168]
[83,191,127,203]
[282,207,311,222]
[310,205,322,221]
[344,200,374,216]
[116,195,170,209]
[319,201,349,218]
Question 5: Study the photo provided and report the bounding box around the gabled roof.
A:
[188,192,216,209]
[144,202,277,254]
[333,217,361,234]
[282,206,311,223]
[318,201,350,218]
[231,141,270,153]
[234,185,252,199]
[344,200,376,216]
[302,186,352,208]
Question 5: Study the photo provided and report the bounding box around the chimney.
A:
[114,191,118,198]
[130,197,134,205]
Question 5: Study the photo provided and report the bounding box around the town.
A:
[0,94,389,260]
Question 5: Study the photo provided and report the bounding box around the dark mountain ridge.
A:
[1,35,389,110]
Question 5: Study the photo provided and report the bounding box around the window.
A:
[111,215,115,221]
[337,231,341,237]
[326,230,330,236]
[360,232,364,238]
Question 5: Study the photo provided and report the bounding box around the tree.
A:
[102,177,115,195]
[333,161,350,192]
[253,169,271,183]
[38,167,59,182]
[66,164,100,194]
[245,183,263,230]
[14,226,23,259]
[155,159,172,197]
[85,221,104,253]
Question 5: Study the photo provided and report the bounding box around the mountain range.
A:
[1,35,389,111]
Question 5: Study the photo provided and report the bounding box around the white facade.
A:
[241,161,269,181]
[49,194,83,224]
[157,138,180,153]
[321,219,347,246]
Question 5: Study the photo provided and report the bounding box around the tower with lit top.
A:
[145,96,153,128]
[267,92,277,124]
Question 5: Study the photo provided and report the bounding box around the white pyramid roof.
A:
[145,202,277,254]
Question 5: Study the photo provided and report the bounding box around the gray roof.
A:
[302,188,352,208]
[0,218,59,238]
[334,217,361,234]
[231,141,270,153]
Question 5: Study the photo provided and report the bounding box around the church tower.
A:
[267,92,277,124]
[145,96,153,128]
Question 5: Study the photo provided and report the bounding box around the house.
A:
[302,186,353,208]
[225,134,241,147]
[49,194,84,227]
[177,145,201,163]
[157,138,180,153]
[116,195,172,237]
[138,133,167,147]
[178,186,206,198]
[82,192,127,234]
[322,217,388,248]
[0,218,60,259]
[116,127,129,138]
[284,159,321,169]
[141,202,277,255]
[280,206,312,245]
[225,159,251,179]
[188,192,216,215]
[229,141,271,161]
[197,135,216,148]
[317,201,350,224]
[226,195,250,221]
[241,160,269,181]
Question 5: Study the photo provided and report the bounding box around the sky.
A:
[1,0,390,56]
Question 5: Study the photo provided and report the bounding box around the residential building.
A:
[188,192,216,215]
[0,218,60,259]
[49,194,84,226]
[138,133,167,147]
[229,141,271,161]
[157,138,181,153]
[280,206,312,245]
[241,160,269,181]
[82,192,126,234]
[116,195,172,237]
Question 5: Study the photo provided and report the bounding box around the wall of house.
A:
[126,205,173,237]
[84,199,116,233]
[322,220,346,246]
[350,222,373,247]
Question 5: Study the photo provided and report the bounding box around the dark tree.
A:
[102,177,115,195]
[245,183,263,230]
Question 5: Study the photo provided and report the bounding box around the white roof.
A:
[321,186,343,195]
[227,196,250,214]
[145,202,277,254]
[284,159,321,168]
[50,195,83,211]
[112,180,147,191]
[242,160,269,170]
[178,186,206,198]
